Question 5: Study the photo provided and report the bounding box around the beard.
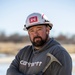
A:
[30,34,48,47]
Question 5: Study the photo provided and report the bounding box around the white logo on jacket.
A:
[20,60,42,67]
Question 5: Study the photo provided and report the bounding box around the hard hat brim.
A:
[23,22,53,31]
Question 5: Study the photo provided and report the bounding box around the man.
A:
[6,12,72,75]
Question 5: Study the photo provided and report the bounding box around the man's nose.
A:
[33,31,39,36]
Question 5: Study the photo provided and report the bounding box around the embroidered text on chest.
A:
[20,60,42,67]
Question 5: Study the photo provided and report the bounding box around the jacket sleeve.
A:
[44,47,72,75]
[6,49,25,75]
[6,50,33,75]
[57,50,72,75]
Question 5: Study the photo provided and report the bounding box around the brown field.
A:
[0,42,31,55]
[62,44,75,53]
[0,42,75,55]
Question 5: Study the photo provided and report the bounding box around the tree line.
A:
[0,32,75,44]
[0,32,30,43]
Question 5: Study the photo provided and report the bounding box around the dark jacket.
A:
[6,38,72,75]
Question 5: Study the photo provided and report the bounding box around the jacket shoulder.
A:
[51,44,72,65]
[16,45,32,59]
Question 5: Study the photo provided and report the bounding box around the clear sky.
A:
[0,0,75,37]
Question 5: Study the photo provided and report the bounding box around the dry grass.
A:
[0,42,31,55]
[0,42,75,55]
[62,44,75,53]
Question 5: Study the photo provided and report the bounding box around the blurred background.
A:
[0,0,75,75]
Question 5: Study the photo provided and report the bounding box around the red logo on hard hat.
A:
[29,16,38,23]
[42,14,44,19]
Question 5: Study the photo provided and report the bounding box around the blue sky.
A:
[0,0,75,37]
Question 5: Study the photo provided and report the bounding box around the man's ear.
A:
[46,26,50,34]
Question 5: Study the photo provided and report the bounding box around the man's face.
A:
[28,25,50,47]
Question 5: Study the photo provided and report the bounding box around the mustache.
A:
[33,36,42,40]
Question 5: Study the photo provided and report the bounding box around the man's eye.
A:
[30,30,34,32]
[28,29,34,32]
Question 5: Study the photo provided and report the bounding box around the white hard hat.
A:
[23,12,53,30]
